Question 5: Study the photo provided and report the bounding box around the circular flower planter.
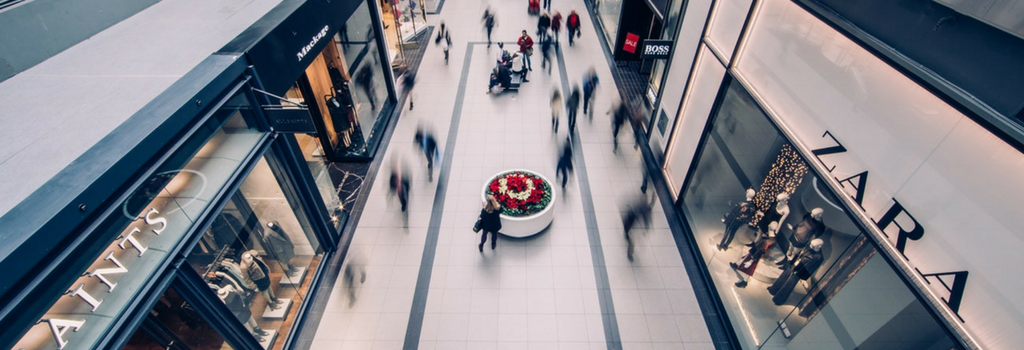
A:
[481,169,556,237]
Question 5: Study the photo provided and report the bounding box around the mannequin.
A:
[768,238,825,305]
[730,221,778,288]
[241,250,283,310]
[265,221,298,275]
[780,208,825,265]
[718,189,757,250]
[214,285,268,340]
[755,193,790,235]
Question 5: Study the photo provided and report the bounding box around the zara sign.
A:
[639,40,672,59]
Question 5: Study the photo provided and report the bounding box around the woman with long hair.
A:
[478,195,503,252]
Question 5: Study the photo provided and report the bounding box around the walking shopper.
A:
[551,88,563,133]
[343,258,366,307]
[414,128,439,182]
[518,30,534,71]
[582,68,599,119]
[611,100,629,153]
[622,197,653,261]
[388,158,411,226]
[398,66,416,110]
[483,8,497,47]
[555,137,574,190]
[538,12,551,42]
[543,0,551,12]
[477,195,503,252]
[566,84,581,133]
[442,31,451,64]
[551,12,562,44]
[539,36,553,74]
[567,9,581,46]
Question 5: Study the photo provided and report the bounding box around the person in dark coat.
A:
[555,137,574,189]
[611,100,629,153]
[582,68,599,119]
[539,36,554,74]
[537,12,551,42]
[550,12,562,43]
[414,128,439,181]
[566,84,581,132]
[478,195,503,252]
[482,8,497,48]
[622,197,653,261]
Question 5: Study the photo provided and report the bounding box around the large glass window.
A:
[680,78,958,349]
[12,89,261,350]
[123,286,234,350]
[596,0,623,45]
[187,153,324,350]
[286,0,391,160]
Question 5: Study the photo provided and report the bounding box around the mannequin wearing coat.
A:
[754,192,790,235]
[719,188,756,250]
[781,208,825,265]
[265,221,298,275]
[768,238,825,305]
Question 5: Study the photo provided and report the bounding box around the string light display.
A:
[749,144,809,228]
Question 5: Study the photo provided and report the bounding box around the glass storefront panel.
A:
[13,90,261,350]
[123,286,234,350]
[286,3,391,160]
[596,0,623,46]
[378,0,427,63]
[679,78,957,349]
[704,0,753,62]
[187,153,324,349]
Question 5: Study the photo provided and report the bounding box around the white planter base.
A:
[482,170,556,238]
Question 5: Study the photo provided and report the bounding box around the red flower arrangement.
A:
[485,171,553,217]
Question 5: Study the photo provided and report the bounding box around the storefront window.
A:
[596,0,623,46]
[123,286,234,350]
[378,0,427,62]
[680,79,958,349]
[12,90,260,350]
[187,153,324,349]
[287,1,391,160]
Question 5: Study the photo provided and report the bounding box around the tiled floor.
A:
[311,0,714,349]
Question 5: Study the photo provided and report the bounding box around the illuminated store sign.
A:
[640,40,672,59]
[811,131,968,319]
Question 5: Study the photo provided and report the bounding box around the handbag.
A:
[473,218,482,233]
[527,47,534,56]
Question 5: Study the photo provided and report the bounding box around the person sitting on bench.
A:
[511,52,528,83]
[487,65,513,94]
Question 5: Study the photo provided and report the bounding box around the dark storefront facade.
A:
[0,0,395,349]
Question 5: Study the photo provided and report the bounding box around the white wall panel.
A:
[652,0,714,151]
[704,0,753,63]
[732,0,1023,347]
[664,46,726,197]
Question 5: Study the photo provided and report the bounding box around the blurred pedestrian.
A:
[518,30,534,71]
[539,36,553,74]
[543,0,551,12]
[551,11,562,44]
[435,21,447,45]
[483,8,497,48]
[397,66,417,110]
[343,256,366,307]
[622,196,653,261]
[388,158,411,226]
[566,84,581,133]
[477,195,503,252]
[555,137,574,190]
[538,12,551,42]
[550,88,563,133]
[610,100,629,153]
[566,9,581,46]
[582,68,599,120]
[414,127,440,181]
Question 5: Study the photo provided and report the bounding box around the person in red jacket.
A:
[517,30,534,71]
[567,10,581,46]
[551,11,563,43]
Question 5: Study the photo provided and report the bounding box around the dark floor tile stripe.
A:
[401,42,476,350]
[556,46,623,350]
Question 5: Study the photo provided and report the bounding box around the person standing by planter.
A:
[555,137,574,190]
[478,195,503,252]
